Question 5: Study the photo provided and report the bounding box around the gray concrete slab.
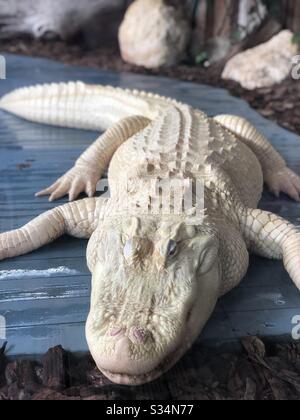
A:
[0,53,299,356]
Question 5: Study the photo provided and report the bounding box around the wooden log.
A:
[0,0,128,42]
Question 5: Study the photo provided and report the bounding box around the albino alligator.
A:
[0,82,300,385]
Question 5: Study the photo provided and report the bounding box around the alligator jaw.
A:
[100,344,183,385]
[97,308,197,386]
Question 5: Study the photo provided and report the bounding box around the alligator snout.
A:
[86,318,184,385]
[88,325,171,385]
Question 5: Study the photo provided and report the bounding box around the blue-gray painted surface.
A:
[0,54,299,356]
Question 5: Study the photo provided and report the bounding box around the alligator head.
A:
[85,214,221,385]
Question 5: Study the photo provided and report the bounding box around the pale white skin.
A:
[0,82,300,385]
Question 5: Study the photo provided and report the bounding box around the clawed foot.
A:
[36,166,100,202]
[265,167,300,202]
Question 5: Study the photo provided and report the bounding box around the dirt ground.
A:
[1,337,300,400]
[1,39,300,136]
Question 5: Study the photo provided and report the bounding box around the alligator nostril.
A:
[108,326,124,337]
[130,326,149,344]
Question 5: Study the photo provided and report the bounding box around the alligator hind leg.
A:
[214,115,300,201]
[36,116,150,202]
[0,197,106,261]
[239,207,300,290]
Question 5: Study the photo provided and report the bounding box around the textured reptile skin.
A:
[0,82,299,385]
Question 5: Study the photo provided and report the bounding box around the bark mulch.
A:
[237,79,300,134]
[1,39,300,137]
[0,337,300,400]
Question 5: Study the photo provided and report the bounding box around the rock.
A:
[118,0,190,68]
[222,30,299,89]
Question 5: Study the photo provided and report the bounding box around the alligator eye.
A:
[167,240,177,257]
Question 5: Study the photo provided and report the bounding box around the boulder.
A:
[118,0,190,68]
[222,30,299,90]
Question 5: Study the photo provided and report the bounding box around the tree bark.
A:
[42,346,68,391]
[204,0,240,40]
[230,16,282,55]
[282,0,300,32]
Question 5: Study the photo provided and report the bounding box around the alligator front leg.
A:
[36,116,150,202]
[214,114,300,201]
[239,208,300,290]
[0,197,106,261]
